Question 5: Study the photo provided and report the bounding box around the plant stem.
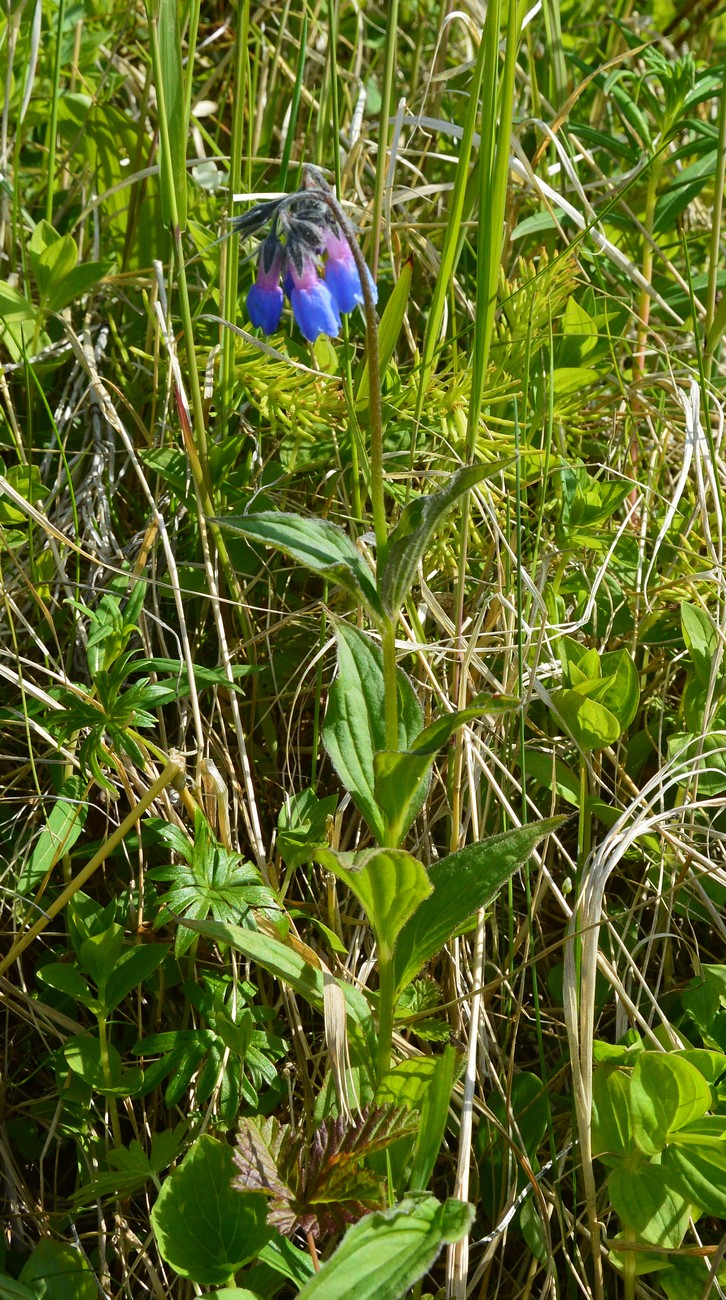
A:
[307,174,388,561]
[97,1015,123,1147]
[577,755,591,870]
[634,154,663,381]
[306,1231,320,1271]
[148,8,253,625]
[623,1225,636,1300]
[307,173,398,748]
[369,0,399,277]
[45,0,66,223]
[375,951,396,1083]
[381,619,399,756]
[705,66,726,377]
[221,0,249,421]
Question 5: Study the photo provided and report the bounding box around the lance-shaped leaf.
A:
[149,0,187,229]
[373,695,518,846]
[295,1195,474,1300]
[379,460,514,617]
[316,847,432,961]
[372,751,432,849]
[375,1048,459,1194]
[322,622,423,842]
[392,818,565,996]
[18,774,88,894]
[355,259,413,410]
[216,512,382,619]
[176,915,376,1072]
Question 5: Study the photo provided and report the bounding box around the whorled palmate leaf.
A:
[132,974,287,1121]
[149,808,281,956]
[70,1126,187,1207]
[277,787,339,871]
[233,1104,419,1240]
[48,649,173,791]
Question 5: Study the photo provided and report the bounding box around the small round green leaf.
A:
[556,688,621,750]
[630,1051,711,1155]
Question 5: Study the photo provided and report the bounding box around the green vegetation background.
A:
[1,0,726,1296]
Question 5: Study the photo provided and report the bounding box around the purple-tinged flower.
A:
[246,234,284,334]
[287,258,341,343]
[323,231,378,315]
[238,170,377,342]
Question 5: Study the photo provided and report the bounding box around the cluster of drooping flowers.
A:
[234,169,377,344]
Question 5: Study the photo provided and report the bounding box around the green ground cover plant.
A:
[1,0,726,1295]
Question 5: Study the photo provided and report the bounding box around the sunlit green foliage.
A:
[2,0,726,1295]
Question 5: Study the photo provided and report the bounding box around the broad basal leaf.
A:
[152,1136,272,1285]
[18,1239,97,1300]
[681,601,720,690]
[662,1141,726,1217]
[607,1164,691,1248]
[629,1051,711,1156]
[234,1106,418,1240]
[554,688,621,751]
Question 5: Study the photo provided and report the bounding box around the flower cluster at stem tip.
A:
[234,169,377,344]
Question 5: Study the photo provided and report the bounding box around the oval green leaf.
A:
[152,1135,272,1285]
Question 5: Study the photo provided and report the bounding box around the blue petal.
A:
[247,282,284,334]
[325,258,377,314]
[290,281,341,342]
